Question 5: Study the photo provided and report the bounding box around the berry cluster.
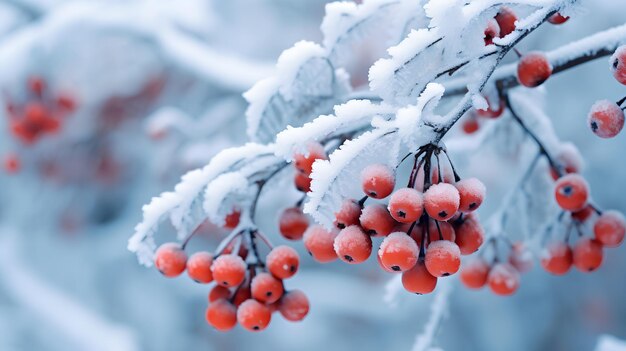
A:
[153,227,309,332]
[4,76,76,145]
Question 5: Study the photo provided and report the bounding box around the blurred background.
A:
[0,1,624,351]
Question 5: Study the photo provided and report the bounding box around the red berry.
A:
[540,241,572,275]
[209,285,231,302]
[279,290,309,322]
[251,272,284,304]
[554,174,589,212]
[294,142,326,174]
[294,171,312,192]
[279,207,309,240]
[548,13,569,25]
[424,183,460,221]
[266,245,300,279]
[495,6,517,37]
[517,52,553,88]
[378,232,419,272]
[359,204,397,237]
[154,243,187,277]
[508,242,534,273]
[206,299,237,331]
[424,240,461,277]
[588,100,624,138]
[611,46,626,85]
[361,164,395,199]
[224,209,241,229]
[484,19,500,46]
[551,142,583,180]
[593,210,626,247]
[456,178,486,213]
[211,254,246,287]
[334,225,372,264]
[334,199,362,229]
[488,263,520,296]
[232,285,252,307]
[572,238,603,272]
[303,225,338,263]
[388,188,424,223]
[476,97,505,119]
[28,76,46,96]
[460,258,490,289]
[454,215,484,255]
[187,251,214,283]
[427,220,456,245]
[56,93,77,112]
[402,260,437,294]
[572,205,594,223]
[237,299,272,331]
[3,153,21,174]
[462,115,480,134]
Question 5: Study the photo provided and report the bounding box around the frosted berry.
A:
[427,220,456,245]
[517,52,552,88]
[303,225,338,263]
[294,142,326,174]
[593,210,626,247]
[187,251,214,283]
[495,7,517,37]
[548,13,569,25]
[359,204,397,237]
[154,243,187,278]
[206,299,237,331]
[224,209,240,229]
[211,254,246,287]
[611,46,626,85]
[424,183,460,221]
[587,100,624,138]
[209,285,231,302]
[456,178,486,213]
[361,163,395,199]
[572,238,603,272]
[454,215,484,255]
[488,263,520,296]
[251,272,284,304]
[462,115,480,134]
[460,258,490,289]
[378,232,419,272]
[279,207,309,240]
[294,171,312,192]
[237,299,271,331]
[554,174,589,212]
[424,240,461,277]
[266,245,300,279]
[232,285,252,307]
[402,260,437,294]
[388,188,424,223]
[334,225,372,264]
[484,19,500,46]
[334,199,362,229]
[508,242,534,273]
[572,205,594,223]
[540,241,572,275]
[551,142,583,180]
[279,290,309,322]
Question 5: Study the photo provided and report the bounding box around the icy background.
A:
[0,1,624,351]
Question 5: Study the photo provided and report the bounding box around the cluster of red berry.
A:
[587,45,626,139]
[153,229,309,332]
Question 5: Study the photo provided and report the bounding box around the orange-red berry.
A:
[554,174,589,212]
[424,183,460,221]
[548,13,569,25]
[572,238,603,272]
[359,204,397,237]
[279,207,309,240]
[424,241,461,277]
[361,164,395,199]
[508,242,533,273]
[594,210,626,247]
[294,142,326,174]
[294,171,312,192]
[454,215,484,255]
[517,52,552,88]
[495,7,517,37]
[334,199,362,229]
[540,241,572,275]
[402,260,437,294]
[588,100,624,138]
[154,243,187,278]
[237,299,272,331]
[187,251,214,283]
[224,209,241,229]
[206,299,237,331]
[251,272,284,304]
[303,225,338,263]
[266,245,300,279]
[209,285,231,302]
[211,254,246,287]
[460,258,490,289]
[611,46,626,85]
[388,188,424,223]
[456,178,486,213]
[334,225,372,264]
[488,263,520,296]
[378,232,419,272]
[484,19,500,46]
[279,290,309,322]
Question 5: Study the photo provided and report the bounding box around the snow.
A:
[379,232,419,255]
[596,335,626,351]
[203,172,250,226]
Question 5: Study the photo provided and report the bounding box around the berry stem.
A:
[213,229,244,257]
[441,149,461,182]
[617,95,626,107]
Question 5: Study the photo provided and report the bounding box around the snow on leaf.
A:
[202,172,250,226]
